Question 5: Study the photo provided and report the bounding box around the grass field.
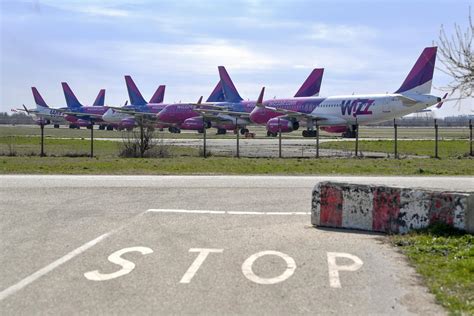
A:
[1,156,472,175]
[391,225,473,315]
[320,140,472,158]
[0,124,471,140]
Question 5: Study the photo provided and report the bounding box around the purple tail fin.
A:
[125,75,147,106]
[31,87,49,108]
[93,89,106,106]
[218,66,243,102]
[395,47,437,94]
[61,82,83,108]
[294,68,324,97]
[149,85,166,103]
[206,81,226,102]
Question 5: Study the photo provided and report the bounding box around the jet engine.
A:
[266,117,300,133]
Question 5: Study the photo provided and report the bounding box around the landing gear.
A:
[168,127,181,133]
[240,128,249,135]
[69,124,79,129]
[98,125,106,130]
[267,131,278,137]
[53,124,60,129]
[106,125,114,131]
[342,125,357,138]
[217,128,227,135]
[302,130,317,137]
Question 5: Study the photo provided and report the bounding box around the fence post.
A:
[354,121,359,157]
[203,121,207,158]
[40,123,45,157]
[434,119,439,158]
[278,117,282,158]
[316,124,320,158]
[236,117,240,158]
[470,119,473,157]
[90,124,94,158]
[394,118,398,159]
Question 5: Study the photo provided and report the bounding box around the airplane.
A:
[11,87,67,127]
[156,66,324,135]
[249,46,443,137]
[59,82,111,129]
[101,75,167,131]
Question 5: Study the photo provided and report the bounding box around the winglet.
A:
[218,66,243,102]
[149,85,166,103]
[61,82,83,108]
[294,68,324,97]
[22,104,30,114]
[436,93,448,109]
[256,87,265,106]
[31,87,49,108]
[124,75,147,106]
[197,96,203,104]
[93,89,106,106]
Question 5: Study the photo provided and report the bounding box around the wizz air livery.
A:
[11,87,66,127]
[156,66,324,134]
[250,47,442,137]
[102,75,167,130]
[60,82,110,128]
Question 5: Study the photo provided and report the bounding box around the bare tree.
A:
[119,118,155,158]
[437,8,473,99]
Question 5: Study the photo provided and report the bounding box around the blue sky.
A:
[1,0,472,117]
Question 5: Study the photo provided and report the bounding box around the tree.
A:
[437,8,473,99]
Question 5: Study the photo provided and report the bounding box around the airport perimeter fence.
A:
[0,120,473,159]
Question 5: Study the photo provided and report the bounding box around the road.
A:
[3,175,471,314]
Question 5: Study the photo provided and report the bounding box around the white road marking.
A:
[327,252,364,288]
[180,248,224,284]
[84,247,153,281]
[147,209,310,216]
[0,233,111,301]
[242,250,296,285]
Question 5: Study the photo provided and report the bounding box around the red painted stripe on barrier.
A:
[372,187,401,233]
[429,193,455,225]
[320,185,343,227]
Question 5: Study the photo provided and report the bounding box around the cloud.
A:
[305,23,378,43]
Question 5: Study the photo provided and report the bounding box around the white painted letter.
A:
[327,252,363,288]
[84,247,153,281]
[242,250,296,285]
[180,248,223,284]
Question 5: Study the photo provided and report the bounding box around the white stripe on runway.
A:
[147,209,310,216]
[0,233,111,301]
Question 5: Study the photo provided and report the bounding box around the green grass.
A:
[320,140,472,158]
[391,225,474,315]
[0,156,472,175]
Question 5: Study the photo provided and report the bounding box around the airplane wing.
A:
[264,106,328,122]
[58,110,103,119]
[195,108,250,118]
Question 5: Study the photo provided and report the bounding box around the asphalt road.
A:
[2,175,471,314]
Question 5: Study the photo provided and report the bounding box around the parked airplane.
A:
[101,75,170,130]
[156,66,324,134]
[249,47,442,137]
[60,82,111,129]
[11,87,66,127]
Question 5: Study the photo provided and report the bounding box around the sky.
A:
[1,0,473,118]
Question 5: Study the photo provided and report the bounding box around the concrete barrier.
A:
[311,182,474,234]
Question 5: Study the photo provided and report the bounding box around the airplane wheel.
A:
[240,128,249,135]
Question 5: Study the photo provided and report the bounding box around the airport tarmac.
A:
[2,175,472,314]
